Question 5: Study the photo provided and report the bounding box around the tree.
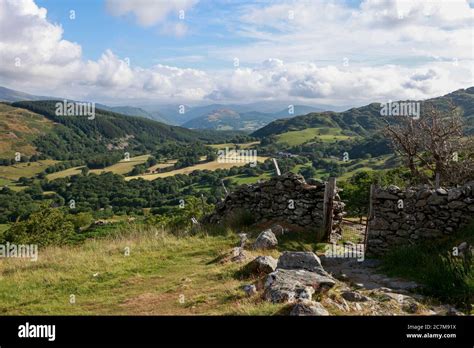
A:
[384,102,473,185]
[299,166,317,180]
[340,171,373,223]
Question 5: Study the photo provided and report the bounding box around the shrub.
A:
[3,207,75,246]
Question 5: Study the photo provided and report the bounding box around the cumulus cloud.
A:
[207,59,470,104]
[0,0,212,102]
[105,0,197,37]
[0,0,472,106]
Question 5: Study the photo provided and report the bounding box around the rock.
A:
[448,189,463,202]
[238,233,248,247]
[254,229,278,249]
[448,201,467,209]
[427,194,447,205]
[387,185,401,194]
[435,188,448,195]
[290,301,329,316]
[270,224,287,236]
[374,191,399,200]
[230,247,247,263]
[244,256,277,275]
[402,302,419,314]
[341,291,369,302]
[277,251,328,275]
[264,269,336,303]
[243,284,257,296]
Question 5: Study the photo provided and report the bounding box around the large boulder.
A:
[277,251,327,275]
[254,229,278,250]
[244,256,277,275]
[264,269,335,303]
[290,300,330,316]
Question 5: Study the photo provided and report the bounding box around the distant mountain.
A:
[0,86,51,102]
[142,103,328,129]
[96,104,171,124]
[252,87,474,138]
[0,86,174,124]
[181,105,326,131]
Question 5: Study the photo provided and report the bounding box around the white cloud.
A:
[0,0,472,106]
[207,59,472,104]
[106,0,198,26]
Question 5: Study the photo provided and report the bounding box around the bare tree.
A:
[384,102,473,186]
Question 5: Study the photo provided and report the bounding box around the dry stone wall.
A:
[366,182,474,256]
[204,173,345,237]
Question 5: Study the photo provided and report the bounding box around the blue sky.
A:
[1,0,473,106]
[35,0,290,70]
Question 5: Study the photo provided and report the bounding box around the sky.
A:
[0,0,473,106]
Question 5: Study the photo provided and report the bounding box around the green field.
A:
[208,141,260,149]
[229,172,272,185]
[275,127,353,146]
[46,155,151,180]
[0,160,58,181]
[126,156,268,181]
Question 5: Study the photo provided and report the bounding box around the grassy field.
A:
[126,156,269,181]
[0,226,295,315]
[229,172,272,185]
[275,127,353,146]
[90,155,151,176]
[208,142,260,149]
[46,155,152,180]
[0,160,58,181]
[47,166,84,180]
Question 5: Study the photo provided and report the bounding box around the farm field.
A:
[46,155,152,180]
[90,155,151,176]
[275,127,353,146]
[126,156,269,181]
[229,172,272,185]
[208,141,260,149]
[0,160,58,180]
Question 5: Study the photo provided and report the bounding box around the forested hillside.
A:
[253,87,474,138]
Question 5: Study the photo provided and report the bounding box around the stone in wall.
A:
[366,182,474,256]
[203,172,345,238]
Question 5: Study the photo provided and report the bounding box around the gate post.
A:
[364,184,376,249]
[322,177,336,241]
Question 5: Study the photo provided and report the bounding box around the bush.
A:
[3,207,75,246]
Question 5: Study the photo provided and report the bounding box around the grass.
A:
[89,155,151,176]
[229,172,272,185]
[126,156,269,181]
[47,155,151,180]
[380,222,474,312]
[208,142,260,149]
[0,225,291,315]
[0,160,58,180]
[275,127,353,146]
[0,103,54,158]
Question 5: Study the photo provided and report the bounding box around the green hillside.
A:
[253,87,474,138]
